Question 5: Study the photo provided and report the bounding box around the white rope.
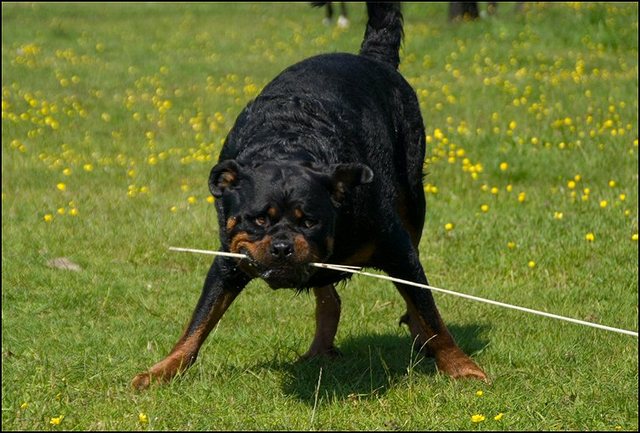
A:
[168,247,638,338]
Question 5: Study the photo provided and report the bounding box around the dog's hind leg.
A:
[300,284,342,359]
[131,256,250,390]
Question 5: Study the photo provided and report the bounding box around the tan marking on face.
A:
[226,217,238,232]
[293,208,304,219]
[230,231,272,263]
[268,207,278,219]
[293,234,320,263]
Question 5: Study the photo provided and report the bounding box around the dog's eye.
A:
[254,216,268,227]
[302,218,318,229]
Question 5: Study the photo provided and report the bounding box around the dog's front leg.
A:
[381,233,487,381]
[132,256,250,390]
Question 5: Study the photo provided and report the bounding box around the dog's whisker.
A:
[168,247,362,271]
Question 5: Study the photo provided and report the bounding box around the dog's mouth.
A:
[237,250,316,289]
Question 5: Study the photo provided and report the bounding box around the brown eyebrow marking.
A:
[267,207,278,219]
[226,217,238,231]
[293,208,304,219]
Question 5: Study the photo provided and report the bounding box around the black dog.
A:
[132,2,486,390]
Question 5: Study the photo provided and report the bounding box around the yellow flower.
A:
[444,223,454,231]
[57,207,66,215]
[69,208,79,216]
[170,206,178,213]
[494,413,504,421]
[44,214,54,223]
[475,390,483,397]
[631,233,638,242]
[50,415,64,426]
[480,204,489,213]
[56,182,66,191]
[499,162,508,171]
[599,200,608,209]
[187,196,197,204]
[62,168,72,176]
[471,414,486,423]
[553,211,564,220]
[608,180,616,188]
[567,180,576,189]
[508,120,517,130]
[507,242,516,249]
[139,412,149,424]
[517,192,526,203]
[20,402,29,410]
[83,163,94,172]
[528,260,536,269]
[206,196,215,204]
[585,232,595,242]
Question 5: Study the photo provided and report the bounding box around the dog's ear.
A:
[324,163,374,207]
[209,159,241,198]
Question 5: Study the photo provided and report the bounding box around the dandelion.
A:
[619,194,626,201]
[499,162,509,171]
[187,196,197,205]
[170,206,178,213]
[44,214,54,223]
[56,182,66,191]
[528,260,536,269]
[444,223,454,231]
[50,415,64,426]
[138,413,149,424]
[480,204,489,213]
[20,402,28,410]
[69,208,79,216]
[599,200,608,209]
[508,121,517,130]
[608,180,616,188]
[553,211,564,220]
[83,163,94,172]
[567,180,576,189]
[57,207,66,215]
[585,232,595,242]
[632,233,638,242]
[471,414,486,423]
[494,413,504,421]
[518,192,526,203]
[507,241,516,249]
[62,168,72,176]
[475,390,484,397]
[206,196,215,204]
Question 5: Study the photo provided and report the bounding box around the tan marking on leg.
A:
[301,284,341,359]
[131,290,239,390]
[397,288,487,381]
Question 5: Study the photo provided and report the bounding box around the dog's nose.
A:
[270,241,293,259]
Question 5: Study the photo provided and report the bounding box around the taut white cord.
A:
[169,247,638,338]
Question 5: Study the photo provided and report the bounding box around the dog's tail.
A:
[359,2,403,69]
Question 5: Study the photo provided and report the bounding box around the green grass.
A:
[2,2,638,430]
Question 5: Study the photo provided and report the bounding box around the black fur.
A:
[132,2,486,390]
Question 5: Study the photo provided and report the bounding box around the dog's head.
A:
[209,159,373,289]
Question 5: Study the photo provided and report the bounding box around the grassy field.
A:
[2,2,638,430]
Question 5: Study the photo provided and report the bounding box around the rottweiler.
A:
[132,2,486,390]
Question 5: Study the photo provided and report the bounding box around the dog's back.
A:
[220,3,426,250]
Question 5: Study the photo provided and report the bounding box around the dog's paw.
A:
[435,348,488,382]
[299,345,342,361]
[131,372,153,391]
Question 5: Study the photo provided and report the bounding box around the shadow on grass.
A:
[256,323,490,405]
